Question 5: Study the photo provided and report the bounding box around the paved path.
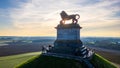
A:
[42,52,94,68]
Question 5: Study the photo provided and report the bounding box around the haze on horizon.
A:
[0,0,120,37]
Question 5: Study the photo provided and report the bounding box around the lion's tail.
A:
[76,14,80,19]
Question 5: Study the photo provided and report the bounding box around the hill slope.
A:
[16,53,117,68]
[0,52,41,68]
[16,55,83,68]
[90,54,117,68]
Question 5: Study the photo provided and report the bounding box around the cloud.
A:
[8,0,120,36]
[0,8,14,29]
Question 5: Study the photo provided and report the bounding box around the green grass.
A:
[16,55,83,68]
[16,53,117,68]
[91,53,117,68]
[0,52,41,68]
[0,52,117,68]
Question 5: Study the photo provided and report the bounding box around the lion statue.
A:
[60,11,80,24]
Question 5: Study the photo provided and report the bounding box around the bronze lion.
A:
[60,11,80,24]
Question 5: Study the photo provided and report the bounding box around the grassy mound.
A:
[0,52,116,68]
[16,55,83,68]
[91,54,117,68]
[16,53,117,68]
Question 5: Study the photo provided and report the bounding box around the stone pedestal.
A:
[51,23,84,55]
[56,24,81,40]
[48,23,94,58]
[55,23,82,47]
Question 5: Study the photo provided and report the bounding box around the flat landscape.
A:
[0,37,120,68]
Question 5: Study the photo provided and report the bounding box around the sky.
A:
[0,0,120,37]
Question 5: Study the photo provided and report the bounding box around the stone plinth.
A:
[56,24,81,40]
[52,23,84,54]
[54,23,83,47]
[48,23,94,59]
